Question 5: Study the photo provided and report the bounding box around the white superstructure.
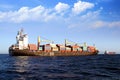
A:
[16,29,28,50]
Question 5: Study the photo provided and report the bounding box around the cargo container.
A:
[39,47,42,50]
[77,47,82,52]
[87,47,95,52]
[65,47,71,51]
[50,44,56,47]
[56,44,61,46]
[88,46,95,49]
[72,48,77,51]
[52,47,58,51]
[88,49,95,52]
[48,44,58,51]
[28,44,37,50]
[39,45,44,51]
[44,47,51,50]
[44,44,51,50]
[60,47,65,50]
[83,46,87,51]
[39,47,43,51]
[56,44,65,51]
[71,45,80,51]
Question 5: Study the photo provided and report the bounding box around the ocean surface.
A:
[0,54,120,80]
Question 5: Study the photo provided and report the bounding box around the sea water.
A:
[0,54,120,80]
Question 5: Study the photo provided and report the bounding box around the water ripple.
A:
[0,54,120,80]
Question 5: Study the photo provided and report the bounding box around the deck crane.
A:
[38,36,54,44]
[37,36,54,50]
[65,39,76,46]
[65,39,86,47]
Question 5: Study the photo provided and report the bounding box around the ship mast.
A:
[37,36,40,50]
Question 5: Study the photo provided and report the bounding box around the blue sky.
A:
[0,0,120,53]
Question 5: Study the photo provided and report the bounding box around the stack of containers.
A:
[71,45,83,52]
[44,44,51,52]
[28,44,37,50]
[39,45,44,51]
[72,45,78,52]
[65,47,71,52]
[83,42,87,51]
[56,44,65,52]
[77,47,83,52]
[52,47,58,51]
[83,46,87,51]
[87,46,95,52]
[50,44,58,51]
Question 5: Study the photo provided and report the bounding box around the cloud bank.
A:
[92,21,120,28]
[0,0,120,28]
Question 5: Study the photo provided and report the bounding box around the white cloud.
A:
[72,1,94,15]
[109,21,120,27]
[92,21,104,28]
[0,1,119,29]
[67,10,100,29]
[55,2,70,13]
[0,2,69,23]
[66,9,120,30]
[0,1,95,23]
[0,5,56,23]
[92,21,120,28]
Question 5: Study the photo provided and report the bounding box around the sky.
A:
[0,0,120,53]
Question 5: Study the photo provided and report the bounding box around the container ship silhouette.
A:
[9,29,99,56]
[104,51,116,55]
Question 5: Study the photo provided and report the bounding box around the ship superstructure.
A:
[10,29,28,50]
[16,29,28,49]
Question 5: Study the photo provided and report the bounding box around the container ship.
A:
[104,51,116,55]
[9,29,99,56]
